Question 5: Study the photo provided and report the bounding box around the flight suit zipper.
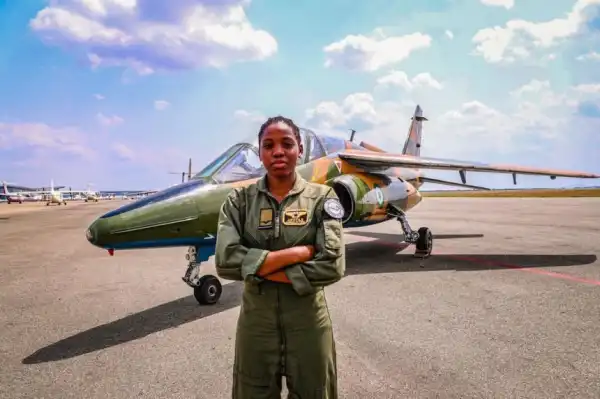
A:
[274,212,280,239]
[267,195,290,240]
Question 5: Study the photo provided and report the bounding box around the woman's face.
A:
[259,121,303,179]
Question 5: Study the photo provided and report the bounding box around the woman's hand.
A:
[256,245,316,279]
[264,270,291,283]
[291,245,315,263]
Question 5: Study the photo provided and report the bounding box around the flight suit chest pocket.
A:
[243,205,276,249]
[280,198,316,245]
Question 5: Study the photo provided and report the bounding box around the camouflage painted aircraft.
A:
[85,105,600,305]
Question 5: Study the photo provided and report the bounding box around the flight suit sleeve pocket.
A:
[323,219,342,255]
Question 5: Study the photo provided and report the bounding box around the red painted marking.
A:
[350,236,600,287]
[448,255,600,287]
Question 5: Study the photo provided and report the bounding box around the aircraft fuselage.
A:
[85,155,423,252]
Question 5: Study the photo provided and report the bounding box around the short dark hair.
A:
[258,116,301,144]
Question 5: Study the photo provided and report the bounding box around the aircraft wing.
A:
[338,152,600,179]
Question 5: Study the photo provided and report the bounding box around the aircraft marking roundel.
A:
[374,186,384,207]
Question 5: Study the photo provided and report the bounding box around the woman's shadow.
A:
[22,232,597,364]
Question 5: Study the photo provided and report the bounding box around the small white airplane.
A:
[2,179,67,206]
[43,179,67,206]
[2,181,45,204]
[79,184,99,202]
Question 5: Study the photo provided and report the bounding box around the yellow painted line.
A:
[421,189,600,198]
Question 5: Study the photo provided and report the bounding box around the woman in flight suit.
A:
[215,115,346,398]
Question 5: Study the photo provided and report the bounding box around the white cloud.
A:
[573,83,600,93]
[0,122,93,158]
[445,30,454,40]
[480,0,514,9]
[234,109,265,123]
[577,51,600,61]
[301,78,599,163]
[323,29,432,72]
[111,142,136,161]
[94,93,105,100]
[96,112,124,126]
[29,0,278,74]
[154,100,170,111]
[472,0,600,63]
[376,71,443,91]
[305,93,380,132]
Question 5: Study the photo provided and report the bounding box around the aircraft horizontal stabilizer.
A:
[338,152,600,179]
[419,177,490,190]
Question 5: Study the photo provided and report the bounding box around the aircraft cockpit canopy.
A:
[192,128,367,184]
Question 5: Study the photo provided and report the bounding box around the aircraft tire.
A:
[194,275,222,305]
[414,227,433,258]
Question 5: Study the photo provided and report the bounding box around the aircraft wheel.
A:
[46,202,50,206]
[414,227,433,258]
[193,275,222,305]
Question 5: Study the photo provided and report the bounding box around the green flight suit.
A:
[215,171,346,399]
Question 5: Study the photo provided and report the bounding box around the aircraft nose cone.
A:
[85,179,213,251]
[85,226,95,244]
[85,218,107,247]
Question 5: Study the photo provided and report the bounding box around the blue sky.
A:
[0,0,599,191]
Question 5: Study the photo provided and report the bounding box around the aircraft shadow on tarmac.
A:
[22,233,597,365]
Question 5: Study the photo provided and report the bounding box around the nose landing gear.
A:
[182,246,222,305]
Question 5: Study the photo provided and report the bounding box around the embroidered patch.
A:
[258,208,273,229]
[323,198,344,219]
[282,208,309,226]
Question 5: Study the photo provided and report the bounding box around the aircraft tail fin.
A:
[402,105,427,157]
[2,181,7,195]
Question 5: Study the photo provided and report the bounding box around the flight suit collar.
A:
[257,171,307,197]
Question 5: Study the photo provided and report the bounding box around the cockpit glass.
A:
[318,136,347,154]
[193,144,242,179]
[212,146,265,183]
[308,133,327,160]
[191,129,359,184]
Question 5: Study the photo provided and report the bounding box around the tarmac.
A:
[1,198,599,399]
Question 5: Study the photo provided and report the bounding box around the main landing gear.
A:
[396,212,433,259]
[182,246,222,305]
[47,201,67,206]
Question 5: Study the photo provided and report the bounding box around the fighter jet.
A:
[85,105,600,305]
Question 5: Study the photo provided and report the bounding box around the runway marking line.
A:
[349,235,600,287]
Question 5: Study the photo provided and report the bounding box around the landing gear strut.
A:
[182,246,222,305]
[397,212,433,259]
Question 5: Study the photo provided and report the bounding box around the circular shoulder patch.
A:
[323,198,344,219]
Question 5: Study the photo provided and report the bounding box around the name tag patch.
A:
[282,208,309,226]
[258,208,273,229]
